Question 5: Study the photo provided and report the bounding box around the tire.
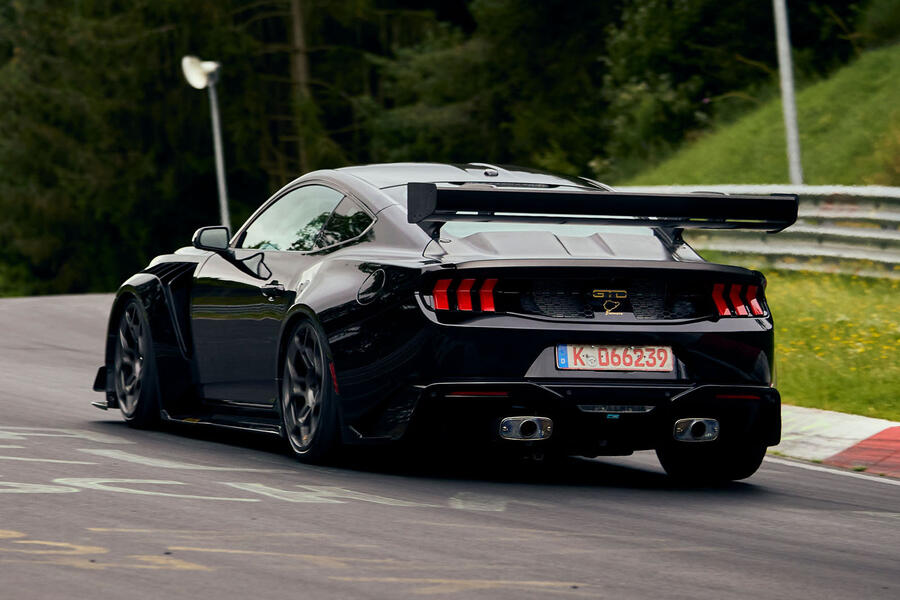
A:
[280,318,341,463]
[656,438,766,483]
[112,298,161,428]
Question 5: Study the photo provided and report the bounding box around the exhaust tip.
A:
[499,416,552,441]
[673,418,719,442]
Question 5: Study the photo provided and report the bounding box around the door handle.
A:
[261,281,285,301]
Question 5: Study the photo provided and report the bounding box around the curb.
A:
[774,405,900,478]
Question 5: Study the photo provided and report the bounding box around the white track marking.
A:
[765,457,900,486]
[224,483,435,507]
[0,482,80,494]
[447,493,509,512]
[0,445,24,449]
[0,456,97,465]
[78,449,290,472]
[53,478,260,502]
[0,427,133,444]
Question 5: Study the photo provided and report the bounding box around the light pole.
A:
[773,0,803,185]
[181,55,231,231]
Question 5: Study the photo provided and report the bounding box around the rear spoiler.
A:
[406,183,798,235]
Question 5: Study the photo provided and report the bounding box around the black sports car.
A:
[93,163,798,481]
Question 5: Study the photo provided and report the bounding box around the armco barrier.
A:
[619,185,900,279]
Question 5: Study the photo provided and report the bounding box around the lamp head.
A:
[181,55,220,89]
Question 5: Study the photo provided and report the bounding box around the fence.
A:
[619,185,900,279]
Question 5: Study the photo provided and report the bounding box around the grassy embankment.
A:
[765,269,898,421]
[627,45,900,420]
[627,44,900,186]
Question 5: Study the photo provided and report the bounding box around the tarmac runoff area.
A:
[777,405,900,478]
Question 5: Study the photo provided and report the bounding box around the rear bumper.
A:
[357,381,780,455]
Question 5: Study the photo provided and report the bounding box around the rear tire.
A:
[280,318,341,464]
[112,298,160,428]
[656,439,766,483]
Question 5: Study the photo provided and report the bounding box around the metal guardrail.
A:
[619,185,900,279]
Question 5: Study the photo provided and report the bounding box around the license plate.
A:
[556,345,674,372]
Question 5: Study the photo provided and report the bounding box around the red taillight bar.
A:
[746,285,764,316]
[712,283,731,316]
[729,284,749,316]
[479,278,498,312]
[456,279,476,311]
[433,279,451,310]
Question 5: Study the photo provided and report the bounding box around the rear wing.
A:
[406,183,798,235]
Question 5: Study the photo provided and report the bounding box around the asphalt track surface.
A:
[1,294,898,600]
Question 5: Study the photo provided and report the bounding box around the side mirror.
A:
[192,226,231,252]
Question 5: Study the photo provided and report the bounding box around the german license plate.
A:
[556,345,674,372]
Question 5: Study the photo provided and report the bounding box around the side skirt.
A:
[160,409,284,437]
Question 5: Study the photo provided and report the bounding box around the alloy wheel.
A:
[282,322,326,452]
[114,302,145,417]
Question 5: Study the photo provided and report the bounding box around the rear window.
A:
[317,197,373,248]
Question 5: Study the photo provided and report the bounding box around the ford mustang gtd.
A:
[92,163,797,481]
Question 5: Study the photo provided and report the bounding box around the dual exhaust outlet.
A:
[499,416,553,441]
[673,417,720,442]
[498,416,719,442]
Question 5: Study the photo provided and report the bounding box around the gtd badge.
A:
[591,289,627,300]
[591,289,627,315]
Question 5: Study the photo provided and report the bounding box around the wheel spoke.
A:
[118,323,132,351]
[303,345,319,376]
[286,355,301,384]
[295,403,311,424]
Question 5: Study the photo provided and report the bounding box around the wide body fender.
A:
[102,261,201,412]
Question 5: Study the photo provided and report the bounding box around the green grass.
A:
[626,44,900,185]
[707,263,900,421]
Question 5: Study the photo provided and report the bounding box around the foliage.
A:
[598,0,864,181]
[627,44,900,185]
[0,0,881,295]
[370,0,621,175]
[0,0,441,294]
[857,0,900,47]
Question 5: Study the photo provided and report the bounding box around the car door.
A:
[190,184,345,406]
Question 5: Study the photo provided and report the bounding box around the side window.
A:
[317,197,374,248]
[239,185,343,251]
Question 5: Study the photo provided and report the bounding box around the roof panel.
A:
[337,162,592,189]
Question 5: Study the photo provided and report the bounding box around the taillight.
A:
[729,284,749,316]
[745,285,764,316]
[712,283,731,316]
[456,279,475,311]
[479,279,498,312]
[430,277,498,313]
[713,283,765,318]
[432,279,451,311]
